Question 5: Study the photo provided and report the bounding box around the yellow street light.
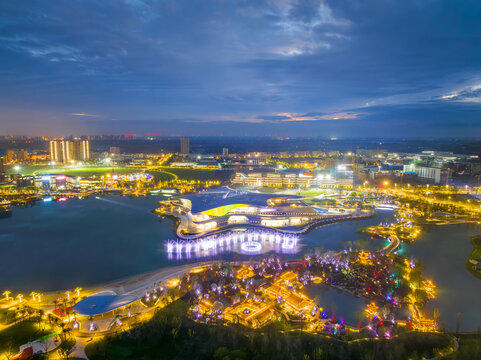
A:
[17,294,23,303]
[30,292,36,301]
[3,290,11,301]
[75,287,82,297]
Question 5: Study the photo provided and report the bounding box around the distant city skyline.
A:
[1,1,481,137]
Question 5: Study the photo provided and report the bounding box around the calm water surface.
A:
[1,197,480,330]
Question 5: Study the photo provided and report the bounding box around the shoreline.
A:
[34,261,221,300]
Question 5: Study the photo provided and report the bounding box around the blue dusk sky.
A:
[1,0,481,137]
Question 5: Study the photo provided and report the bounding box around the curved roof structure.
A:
[73,294,139,316]
[178,186,301,214]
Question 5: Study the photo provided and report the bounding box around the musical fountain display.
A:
[166,230,299,259]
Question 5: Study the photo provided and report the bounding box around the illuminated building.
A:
[6,149,29,162]
[180,137,190,155]
[357,251,372,265]
[158,187,369,239]
[0,149,6,181]
[223,147,229,157]
[364,302,378,319]
[265,271,314,312]
[415,165,451,184]
[72,292,139,332]
[232,170,352,188]
[34,174,77,190]
[236,265,255,279]
[49,139,90,163]
[223,299,275,328]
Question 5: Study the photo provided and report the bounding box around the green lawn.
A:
[151,168,233,182]
[0,320,51,354]
[8,165,232,182]
[7,165,142,178]
[299,189,329,197]
[0,307,17,325]
[36,167,143,178]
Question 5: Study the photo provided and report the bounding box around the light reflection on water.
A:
[1,197,481,330]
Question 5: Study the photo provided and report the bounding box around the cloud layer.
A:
[1,0,481,136]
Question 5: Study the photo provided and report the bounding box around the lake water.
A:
[1,196,480,330]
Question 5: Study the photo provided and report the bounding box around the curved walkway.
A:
[381,234,400,254]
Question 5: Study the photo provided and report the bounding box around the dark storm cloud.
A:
[0,0,481,136]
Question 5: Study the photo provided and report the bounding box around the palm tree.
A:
[74,287,82,298]
[16,294,23,303]
[66,307,72,322]
[36,293,42,303]
[65,291,71,300]
[3,290,11,301]
[30,291,37,302]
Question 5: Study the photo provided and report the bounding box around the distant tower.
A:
[180,137,190,155]
[222,147,229,157]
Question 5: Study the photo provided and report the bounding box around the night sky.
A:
[1,0,481,137]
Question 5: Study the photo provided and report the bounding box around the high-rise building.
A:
[0,149,6,180]
[50,140,90,163]
[6,149,29,162]
[222,147,229,157]
[180,137,190,155]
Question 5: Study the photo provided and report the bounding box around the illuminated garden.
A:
[2,182,481,359]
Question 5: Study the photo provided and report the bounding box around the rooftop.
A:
[178,186,301,213]
[73,293,139,316]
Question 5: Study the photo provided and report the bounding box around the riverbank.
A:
[465,235,481,280]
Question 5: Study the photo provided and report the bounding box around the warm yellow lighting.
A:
[190,267,207,274]
[167,278,180,288]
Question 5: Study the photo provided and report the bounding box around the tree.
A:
[433,308,440,326]
[456,312,463,334]
[312,347,323,360]
[57,338,75,359]
[16,293,23,304]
